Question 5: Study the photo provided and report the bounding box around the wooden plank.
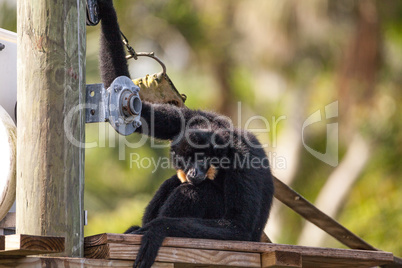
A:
[0,255,396,268]
[272,177,375,251]
[85,244,110,259]
[262,251,302,267]
[301,256,393,268]
[273,177,402,267]
[272,177,402,267]
[0,234,64,256]
[86,243,261,267]
[85,234,394,267]
[84,234,393,264]
[261,232,272,243]
[16,0,86,257]
[382,256,402,268]
[85,233,112,247]
[0,257,173,268]
[86,243,393,268]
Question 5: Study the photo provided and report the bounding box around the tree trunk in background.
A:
[338,0,381,137]
[297,0,381,247]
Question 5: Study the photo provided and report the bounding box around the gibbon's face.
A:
[171,130,222,185]
[175,157,217,185]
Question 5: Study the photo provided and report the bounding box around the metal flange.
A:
[108,76,142,135]
[85,76,142,136]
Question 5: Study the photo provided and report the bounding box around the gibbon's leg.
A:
[133,217,250,268]
[124,175,181,234]
[141,175,181,225]
[132,171,273,268]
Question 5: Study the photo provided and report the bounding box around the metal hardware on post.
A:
[120,31,167,75]
[121,31,137,60]
[85,76,142,136]
[84,210,88,226]
[86,0,99,26]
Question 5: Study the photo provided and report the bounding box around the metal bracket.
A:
[86,0,100,26]
[85,76,142,136]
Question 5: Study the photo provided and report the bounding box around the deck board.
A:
[84,233,394,268]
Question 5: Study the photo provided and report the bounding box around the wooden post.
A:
[16,0,86,257]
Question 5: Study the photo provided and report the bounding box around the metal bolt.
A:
[133,120,141,128]
[114,85,122,92]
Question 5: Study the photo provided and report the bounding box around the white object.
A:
[0,105,16,221]
[0,28,17,123]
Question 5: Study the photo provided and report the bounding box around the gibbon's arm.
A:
[141,175,181,226]
[136,102,230,141]
[98,0,130,88]
[135,102,194,140]
[131,171,262,268]
[98,0,201,141]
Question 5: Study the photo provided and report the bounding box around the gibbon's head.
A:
[171,129,229,185]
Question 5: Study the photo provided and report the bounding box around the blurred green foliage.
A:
[1,0,401,257]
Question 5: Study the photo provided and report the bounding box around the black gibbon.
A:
[98,1,274,268]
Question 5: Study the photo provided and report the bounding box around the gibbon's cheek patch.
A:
[177,169,188,183]
[206,165,217,180]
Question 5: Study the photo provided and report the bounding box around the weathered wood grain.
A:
[262,251,302,267]
[382,257,402,268]
[0,233,395,268]
[84,234,391,260]
[0,257,173,268]
[84,234,394,267]
[0,254,394,268]
[0,234,64,256]
[86,243,261,267]
[85,244,110,259]
[86,243,392,268]
[16,0,86,257]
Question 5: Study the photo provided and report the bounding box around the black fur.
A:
[125,107,274,268]
[98,0,130,88]
[98,2,274,268]
[126,103,274,267]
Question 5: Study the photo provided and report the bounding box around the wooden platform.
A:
[83,233,394,268]
[0,233,396,267]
